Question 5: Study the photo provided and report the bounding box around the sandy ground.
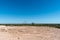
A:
[0,26,60,40]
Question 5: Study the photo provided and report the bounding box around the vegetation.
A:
[0,23,60,28]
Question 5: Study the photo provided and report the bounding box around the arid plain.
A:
[0,26,60,40]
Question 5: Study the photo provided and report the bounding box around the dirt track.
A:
[0,26,60,40]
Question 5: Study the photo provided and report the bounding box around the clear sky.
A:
[0,0,60,24]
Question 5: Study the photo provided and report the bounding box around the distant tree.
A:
[31,22,35,26]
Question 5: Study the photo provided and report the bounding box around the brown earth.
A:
[0,26,60,40]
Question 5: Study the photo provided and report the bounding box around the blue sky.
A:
[0,0,60,24]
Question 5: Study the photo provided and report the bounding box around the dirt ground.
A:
[0,26,60,40]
